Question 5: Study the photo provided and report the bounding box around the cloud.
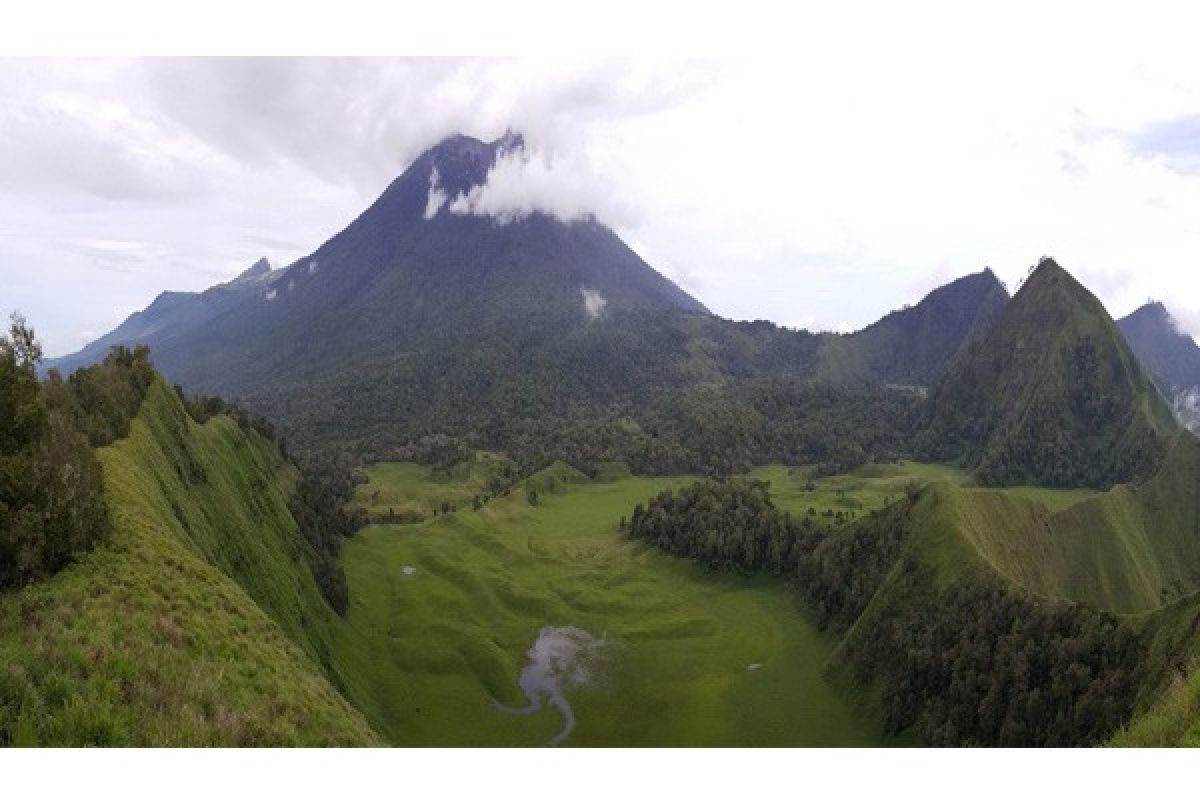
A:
[579,288,608,319]
[423,166,447,220]
[9,53,1200,355]
[448,140,638,227]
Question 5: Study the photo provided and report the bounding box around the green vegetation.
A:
[921,258,1176,489]
[906,434,1200,613]
[2,316,155,589]
[629,474,1146,745]
[351,452,521,523]
[0,377,377,745]
[328,462,884,746]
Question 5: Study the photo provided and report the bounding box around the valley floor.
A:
[331,463,888,746]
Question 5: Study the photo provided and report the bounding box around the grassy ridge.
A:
[906,434,1200,613]
[0,379,377,745]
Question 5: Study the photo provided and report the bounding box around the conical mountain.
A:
[48,134,714,439]
[920,257,1177,488]
[1118,301,1200,430]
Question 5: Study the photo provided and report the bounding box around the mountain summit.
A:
[1118,301,1200,431]
[920,257,1176,487]
[48,133,713,442]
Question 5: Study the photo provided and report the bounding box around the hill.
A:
[814,269,1009,386]
[920,257,1176,488]
[1118,301,1200,430]
[0,376,378,745]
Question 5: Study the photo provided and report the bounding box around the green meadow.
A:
[331,456,1121,746]
[8,378,1191,746]
[330,463,888,746]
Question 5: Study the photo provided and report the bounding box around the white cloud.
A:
[423,166,447,220]
[8,48,1200,353]
[447,140,637,227]
[580,288,608,319]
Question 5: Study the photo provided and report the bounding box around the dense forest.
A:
[628,478,1146,745]
[341,378,923,481]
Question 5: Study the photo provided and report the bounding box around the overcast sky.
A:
[5,46,1200,356]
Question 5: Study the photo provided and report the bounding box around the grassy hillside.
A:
[902,434,1200,613]
[0,379,378,745]
[328,462,885,746]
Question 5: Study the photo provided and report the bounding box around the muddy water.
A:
[491,626,605,746]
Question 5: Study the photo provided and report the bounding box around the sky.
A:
[5,43,1200,355]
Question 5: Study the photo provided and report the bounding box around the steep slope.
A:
[920,257,1176,488]
[1118,301,1200,430]
[0,378,378,745]
[815,269,1009,386]
[49,134,706,394]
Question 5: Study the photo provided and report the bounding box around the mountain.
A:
[52,133,707,389]
[920,257,1177,488]
[48,257,278,379]
[1118,301,1200,431]
[48,134,717,439]
[814,269,1009,386]
[49,133,1004,460]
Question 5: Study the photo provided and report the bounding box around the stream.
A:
[491,626,605,746]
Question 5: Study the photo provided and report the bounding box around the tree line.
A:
[1,315,154,588]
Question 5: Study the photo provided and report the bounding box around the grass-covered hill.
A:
[0,377,378,745]
[920,257,1177,488]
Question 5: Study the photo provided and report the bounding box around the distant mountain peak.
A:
[1120,300,1200,431]
[232,257,271,283]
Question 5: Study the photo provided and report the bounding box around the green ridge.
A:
[0,378,378,745]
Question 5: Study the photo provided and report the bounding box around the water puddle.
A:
[491,626,605,746]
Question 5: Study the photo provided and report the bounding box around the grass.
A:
[351,452,518,521]
[750,461,970,521]
[330,463,888,746]
[894,434,1200,613]
[0,379,378,746]
[9,376,1200,747]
